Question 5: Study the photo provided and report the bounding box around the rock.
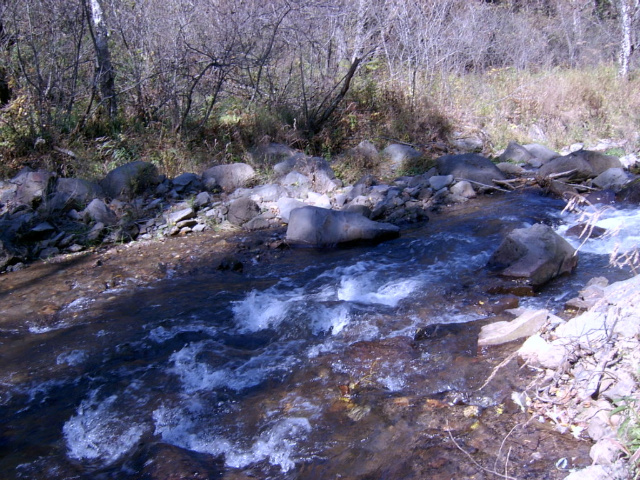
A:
[496,162,525,176]
[243,213,274,231]
[83,198,118,225]
[451,133,484,152]
[54,178,104,209]
[279,171,312,189]
[478,309,550,346]
[499,141,535,164]
[540,150,623,181]
[193,191,211,208]
[555,274,640,345]
[172,173,203,194]
[227,197,260,226]
[450,180,476,199]
[523,143,559,166]
[307,191,331,208]
[87,222,106,242]
[202,163,255,193]
[517,334,568,369]
[296,156,339,193]
[101,161,159,199]
[251,142,295,165]
[436,153,506,186]
[381,144,423,173]
[590,438,621,466]
[277,197,305,223]
[429,175,454,191]
[538,153,594,180]
[562,465,613,480]
[617,177,640,204]
[166,207,196,225]
[10,168,56,208]
[487,223,578,286]
[286,206,400,247]
[592,168,629,191]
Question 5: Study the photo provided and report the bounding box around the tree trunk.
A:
[85,0,116,119]
[618,0,639,78]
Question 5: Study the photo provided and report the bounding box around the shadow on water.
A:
[0,191,633,479]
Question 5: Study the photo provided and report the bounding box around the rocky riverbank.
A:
[2,139,640,478]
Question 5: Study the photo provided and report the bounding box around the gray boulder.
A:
[592,167,629,191]
[286,206,399,247]
[382,144,422,173]
[436,153,506,186]
[172,173,203,194]
[227,197,260,226]
[250,142,295,165]
[292,156,339,194]
[10,168,56,208]
[102,161,160,199]
[277,197,305,222]
[83,198,118,225]
[539,150,623,181]
[50,178,104,211]
[202,163,255,193]
[523,144,559,166]
[499,141,534,164]
[487,223,578,286]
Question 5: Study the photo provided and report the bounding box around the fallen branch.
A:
[446,420,518,480]
[456,178,512,193]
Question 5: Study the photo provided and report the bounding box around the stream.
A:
[1,191,638,479]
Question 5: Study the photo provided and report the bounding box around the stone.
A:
[83,198,118,226]
[450,180,476,198]
[250,142,295,165]
[55,178,104,209]
[429,175,454,191]
[562,465,612,480]
[589,438,621,466]
[194,191,211,208]
[499,141,535,164]
[591,167,629,191]
[166,207,196,225]
[172,173,203,194]
[478,309,550,346]
[279,171,311,189]
[517,334,568,369]
[277,197,305,223]
[227,197,260,226]
[101,161,159,199]
[286,206,400,247]
[202,163,255,193]
[538,153,594,180]
[10,168,57,208]
[523,143,559,165]
[451,133,483,152]
[382,144,423,172]
[496,162,525,176]
[487,223,578,286]
[436,153,506,186]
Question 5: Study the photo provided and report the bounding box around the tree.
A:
[85,0,116,120]
[617,0,639,78]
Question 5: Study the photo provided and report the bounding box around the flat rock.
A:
[478,309,549,346]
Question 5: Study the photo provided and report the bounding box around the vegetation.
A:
[0,0,639,180]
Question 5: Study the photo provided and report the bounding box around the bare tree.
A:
[617,0,640,77]
[84,0,116,120]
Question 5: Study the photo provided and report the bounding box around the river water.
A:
[1,191,638,479]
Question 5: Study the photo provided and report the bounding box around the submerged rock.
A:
[286,206,399,247]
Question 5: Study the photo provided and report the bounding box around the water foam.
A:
[56,349,88,366]
[169,340,301,393]
[63,391,146,465]
[559,205,640,256]
[153,405,311,472]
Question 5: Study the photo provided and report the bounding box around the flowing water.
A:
[1,191,638,479]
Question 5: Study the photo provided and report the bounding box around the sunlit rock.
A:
[286,206,399,247]
[487,223,578,286]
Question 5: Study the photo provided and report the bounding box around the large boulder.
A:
[498,141,535,165]
[487,223,578,286]
[523,144,559,166]
[381,144,422,173]
[101,161,160,199]
[50,178,104,211]
[227,197,260,226]
[9,168,56,208]
[286,206,400,247]
[202,163,255,193]
[538,150,622,181]
[436,153,506,186]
